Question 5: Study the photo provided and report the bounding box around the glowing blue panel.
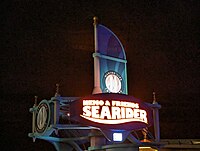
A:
[113,132,123,141]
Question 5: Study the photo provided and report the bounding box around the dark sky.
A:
[1,0,200,150]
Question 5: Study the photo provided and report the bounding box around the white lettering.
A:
[100,106,111,119]
[121,107,125,118]
[83,106,91,117]
[83,100,104,106]
[91,106,99,118]
[112,107,121,119]
[81,100,148,124]
[105,100,110,106]
[133,109,140,118]
[140,110,147,123]
[112,101,139,108]
[126,108,134,118]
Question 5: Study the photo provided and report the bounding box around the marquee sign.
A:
[70,93,152,130]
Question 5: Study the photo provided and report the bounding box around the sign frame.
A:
[70,93,153,131]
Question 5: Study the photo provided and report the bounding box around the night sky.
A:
[1,0,200,151]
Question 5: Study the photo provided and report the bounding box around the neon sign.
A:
[70,93,152,130]
[80,100,148,124]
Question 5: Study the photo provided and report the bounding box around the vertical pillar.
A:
[92,16,102,94]
[152,92,161,143]
[31,96,37,142]
[54,83,60,127]
[91,16,105,150]
[89,129,106,150]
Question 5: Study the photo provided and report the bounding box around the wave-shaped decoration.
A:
[80,114,148,124]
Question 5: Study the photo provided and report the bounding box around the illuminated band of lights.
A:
[80,114,148,124]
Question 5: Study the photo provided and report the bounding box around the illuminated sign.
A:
[81,100,147,124]
[70,93,152,130]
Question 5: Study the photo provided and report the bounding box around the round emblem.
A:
[35,101,50,133]
[104,71,122,93]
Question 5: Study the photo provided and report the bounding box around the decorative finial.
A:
[55,83,60,97]
[34,96,38,106]
[93,16,98,25]
[153,91,156,104]
[142,128,148,142]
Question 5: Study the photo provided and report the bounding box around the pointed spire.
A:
[153,91,157,104]
[142,128,151,142]
[142,129,147,140]
[55,83,60,97]
[93,16,98,26]
[34,96,38,106]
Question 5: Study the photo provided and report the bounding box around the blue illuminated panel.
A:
[113,132,123,142]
